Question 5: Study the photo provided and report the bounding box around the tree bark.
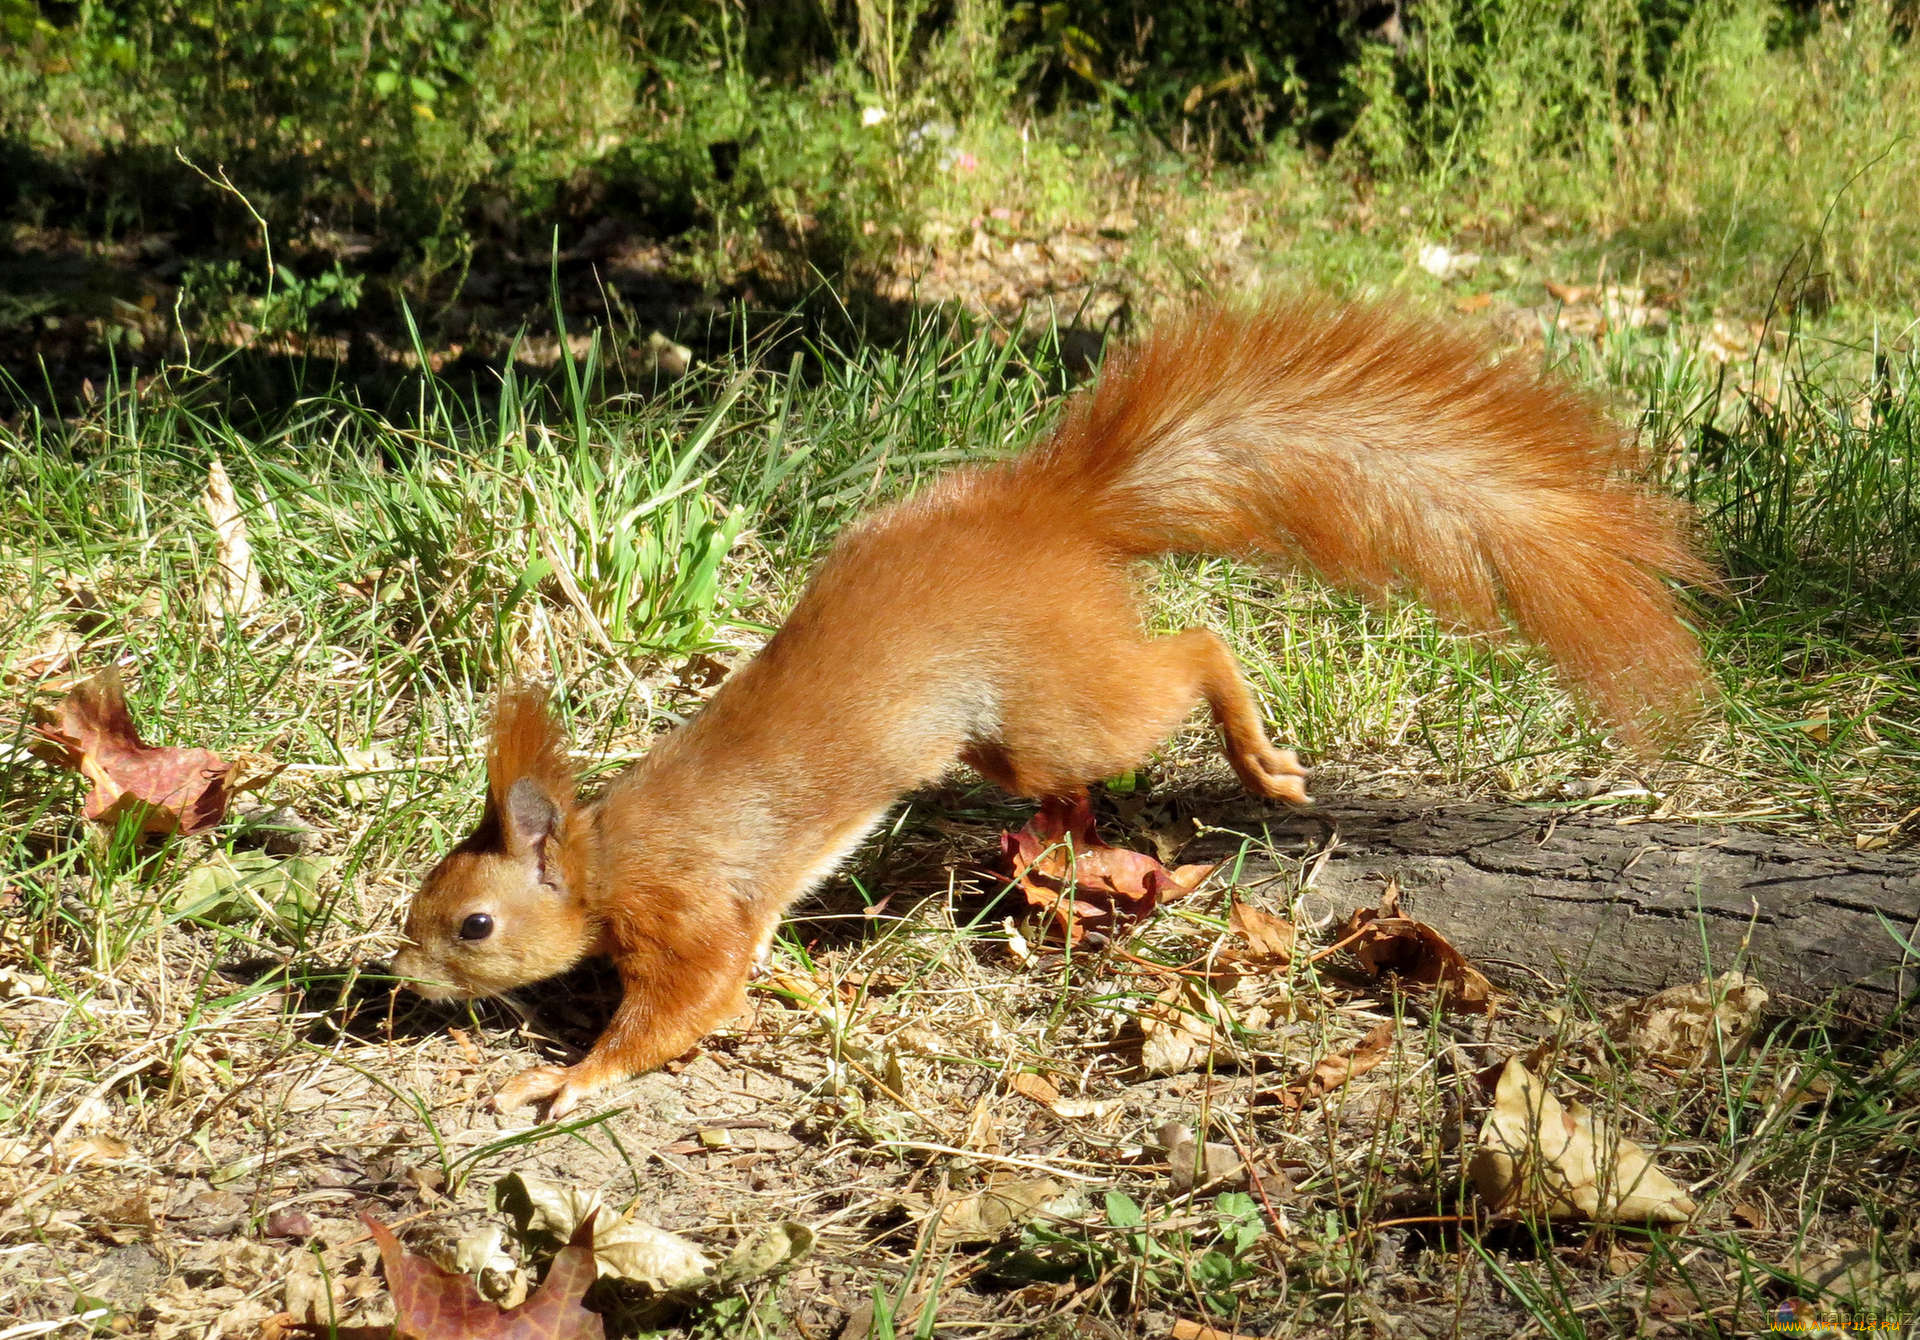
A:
[1190,798,1920,1020]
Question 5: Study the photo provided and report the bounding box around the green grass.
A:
[7,0,1919,330]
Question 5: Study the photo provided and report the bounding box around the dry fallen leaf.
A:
[757,965,838,1016]
[174,850,334,932]
[1270,1019,1397,1110]
[1050,1096,1125,1125]
[97,1192,159,1243]
[1605,972,1768,1070]
[0,967,49,999]
[1158,1122,1248,1194]
[1003,916,1035,965]
[1169,1319,1269,1340]
[498,1175,706,1290]
[494,1174,806,1295]
[591,1223,714,1292]
[202,456,265,621]
[4,620,84,686]
[1227,899,1297,968]
[707,1222,813,1291]
[932,1177,1079,1246]
[1007,1071,1062,1107]
[56,1134,131,1168]
[454,1224,527,1309]
[32,667,273,836]
[1335,883,1493,1012]
[1138,980,1236,1077]
[279,1247,357,1331]
[888,1023,948,1056]
[1002,795,1213,944]
[365,1211,605,1340]
[961,1096,999,1153]
[1469,1058,1697,1225]
[335,741,406,806]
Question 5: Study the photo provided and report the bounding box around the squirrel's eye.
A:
[458,913,494,942]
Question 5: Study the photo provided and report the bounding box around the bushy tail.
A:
[1017,296,1717,741]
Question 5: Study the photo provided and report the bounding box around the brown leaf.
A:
[1001,795,1213,944]
[1007,1071,1061,1107]
[32,668,273,836]
[932,1177,1074,1246]
[1467,1058,1697,1225]
[1336,883,1493,1013]
[57,1134,131,1167]
[1159,1123,1248,1194]
[1604,973,1768,1070]
[1138,981,1236,1077]
[1270,1020,1396,1110]
[266,1210,317,1240]
[961,1096,999,1153]
[365,1211,605,1340]
[1170,1320,1268,1340]
[1049,1096,1124,1124]
[1227,900,1296,967]
[1376,880,1404,918]
[4,619,84,686]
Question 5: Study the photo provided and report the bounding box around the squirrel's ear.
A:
[484,683,577,856]
[504,776,561,853]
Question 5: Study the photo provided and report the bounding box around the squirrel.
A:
[390,295,1715,1118]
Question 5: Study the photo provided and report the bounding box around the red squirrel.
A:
[390,296,1714,1118]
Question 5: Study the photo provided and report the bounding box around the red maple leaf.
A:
[31,667,269,837]
[1001,795,1214,944]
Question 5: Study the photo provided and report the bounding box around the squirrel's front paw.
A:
[494,1064,597,1120]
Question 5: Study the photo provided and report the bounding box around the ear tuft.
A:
[486,682,577,835]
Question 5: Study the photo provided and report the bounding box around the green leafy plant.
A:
[1010,1189,1271,1317]
[178,259,364,344]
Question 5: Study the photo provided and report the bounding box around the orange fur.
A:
[394,295,1716,1118]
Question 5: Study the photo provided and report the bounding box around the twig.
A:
[0,1312,112,1339]
[877,1139,1110,1183]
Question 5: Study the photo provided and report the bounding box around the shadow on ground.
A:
[1,133,1118,431]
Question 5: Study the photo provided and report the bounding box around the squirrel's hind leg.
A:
[964,628,1309,805]
[1156,628,1311,805]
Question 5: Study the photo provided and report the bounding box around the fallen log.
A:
[1191,798,1920,1020]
